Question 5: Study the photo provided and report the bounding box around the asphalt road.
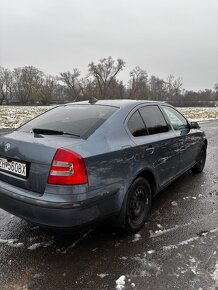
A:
[0,121,218,290]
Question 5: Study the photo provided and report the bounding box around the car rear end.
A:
[0,103,120,229]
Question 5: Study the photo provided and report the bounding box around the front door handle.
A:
[145,145,154,154]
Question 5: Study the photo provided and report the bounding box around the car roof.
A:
[65,99,165,110]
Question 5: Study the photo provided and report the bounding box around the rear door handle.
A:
[145,145,154,154]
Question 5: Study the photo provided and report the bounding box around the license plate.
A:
[0,157,27,177]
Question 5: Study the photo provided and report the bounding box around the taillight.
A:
[48,148,87,185]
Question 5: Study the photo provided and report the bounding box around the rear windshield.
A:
[18,104,118,138]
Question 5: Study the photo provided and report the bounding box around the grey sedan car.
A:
[0,100,207,233]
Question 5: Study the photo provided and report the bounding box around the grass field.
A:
[0,105,217,129]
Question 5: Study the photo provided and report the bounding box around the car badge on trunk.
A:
[4,143,11,153]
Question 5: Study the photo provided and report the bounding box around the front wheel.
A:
[118,177,152,234]
[191,144,207,173]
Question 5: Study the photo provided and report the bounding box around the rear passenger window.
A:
[127,111,148,137]
[139,106,168,135]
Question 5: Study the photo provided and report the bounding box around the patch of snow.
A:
[171,201,178,206]
[163,236,200,251]
[150,225,180,238]
[163,244,178,250]
[28,243,42,250]
[210,228,218,234]
[132,233,141,242]
[150,213,218,239]
[192,197,197,200]
[7,239,18,244]
[119,257,128,260]
[0,238,23,248]
[131,282,136,287]
[0,239,8,244]
[147,250,155,254]
[157,224,163,229]
[163,228,218,251]
[115,275,126,290]
[10,242,23,248]
[189,257,199,275]
[97,273,109,278]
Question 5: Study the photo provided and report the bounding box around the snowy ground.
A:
[0,106,51,129]
[179,107,218,122]
[0,105,217,129]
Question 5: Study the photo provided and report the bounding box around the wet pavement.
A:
[0,120,217,290]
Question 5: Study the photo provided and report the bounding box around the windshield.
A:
[19,104,119,138]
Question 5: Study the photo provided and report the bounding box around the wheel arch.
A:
[134,169,158,197]
[115,168,158,230]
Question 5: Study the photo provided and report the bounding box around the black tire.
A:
[191,144,207,173]
[118,177,152,234]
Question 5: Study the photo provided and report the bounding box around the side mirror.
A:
[190,121,200,129]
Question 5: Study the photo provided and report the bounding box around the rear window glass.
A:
[19,105,118,138]
[139,105,169,135]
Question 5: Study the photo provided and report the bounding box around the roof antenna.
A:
[89,97,98,104]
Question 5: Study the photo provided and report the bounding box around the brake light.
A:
[48,148,87,185]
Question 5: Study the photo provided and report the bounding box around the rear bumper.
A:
[0,180,122,228]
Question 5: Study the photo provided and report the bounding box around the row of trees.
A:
[0,57,217,106]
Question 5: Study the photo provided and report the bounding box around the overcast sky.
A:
[0,0,218,90]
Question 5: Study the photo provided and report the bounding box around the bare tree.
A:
[88,56,125,99]
[77,77,97,100]
[36,75,57,105]
[128,66,148,99]
[13,66,44,104]
[166,75,183,101]
[0,62,215,106]
[0,67,13,105]
[149,75,167,101]
[59,69,83,101]
[107,79,125,99]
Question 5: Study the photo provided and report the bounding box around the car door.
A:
[161,105,201,171]
[126,105,180,188]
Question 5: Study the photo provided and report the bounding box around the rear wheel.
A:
[191,144,207,173]
[118,177,152,234]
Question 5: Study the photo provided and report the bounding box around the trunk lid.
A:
[0,131,83,194]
